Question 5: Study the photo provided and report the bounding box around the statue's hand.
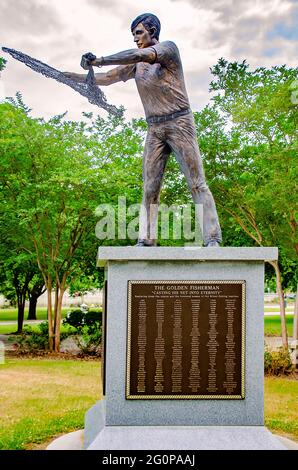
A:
[81,52,97,70]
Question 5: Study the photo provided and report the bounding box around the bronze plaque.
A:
[126,280,245,399]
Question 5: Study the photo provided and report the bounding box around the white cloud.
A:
[1,0,62,36]
[0,0,297,121]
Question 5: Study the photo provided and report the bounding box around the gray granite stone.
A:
[84,400,105,449]
[104,259,264,426]
[88,425,286,450]
[85,247,279,449]
[97,246,278,267]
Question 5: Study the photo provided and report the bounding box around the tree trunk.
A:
[293,284,298,342]
[27,294,38,320]
[17,297,25,334]
[47,278,54,352]
[54,288,65,353]
[27,280,45,320]
[290,284,298,368]
[269,260,288,348]
[53,285,59,340]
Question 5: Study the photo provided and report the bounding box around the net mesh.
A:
[2,47,122,117]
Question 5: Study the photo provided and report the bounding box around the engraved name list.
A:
[127,281,245,399]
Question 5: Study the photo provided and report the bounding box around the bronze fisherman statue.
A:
[65,13,222,247]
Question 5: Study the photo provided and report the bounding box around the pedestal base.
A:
[85,401,285,450]
[87,248,283,451]
[97,248,278,428]
[88,425,286,450]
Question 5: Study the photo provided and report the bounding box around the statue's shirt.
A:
[117,41,190,118]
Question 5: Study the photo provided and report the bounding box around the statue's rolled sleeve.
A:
[101,47,157,66]
[151,41,179,66]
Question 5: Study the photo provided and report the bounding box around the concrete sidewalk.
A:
[46,428,298,450]
[0,320,43,326]
[0,334,16,351]
[0,333,291,353]
[265,336,293,350]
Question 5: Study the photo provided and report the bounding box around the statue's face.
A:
[132,22,154,48]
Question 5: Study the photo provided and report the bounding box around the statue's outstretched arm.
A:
[82,47,156,69]
[64,67,124,86]
[2,47,122,117]
[95,68,127,86]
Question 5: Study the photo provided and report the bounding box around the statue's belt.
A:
[146,107,191,125]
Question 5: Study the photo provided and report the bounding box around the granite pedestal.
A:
[85,247,285,450]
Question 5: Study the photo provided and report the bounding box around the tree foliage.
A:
[0,58,297,350]
[202,59,298,346]
[0,57,7,71]
[0,102,144,350]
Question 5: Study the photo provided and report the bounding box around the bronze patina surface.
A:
[3,13,223,246]
[77,13,222,246]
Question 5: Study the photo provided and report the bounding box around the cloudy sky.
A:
[0,0,297,121]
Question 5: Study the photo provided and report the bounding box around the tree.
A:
[0,153,39,331]
[0,57,6,71]
[0,102,145,351]
[2,62,296,352]
[0,255,36,333]
[0,104,102,350]
[199,59,298,347]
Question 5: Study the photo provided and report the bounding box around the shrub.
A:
[11,323,49,353]
[84,310,102,326]
[63,309,102,329]
[63,310,85,329]
[12,310,103,356]
[74,325,102,356]
[63,309,102,356]
[11,321,75,354]
[264,346,293,375]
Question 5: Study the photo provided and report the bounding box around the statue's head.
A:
[131,13,161,41]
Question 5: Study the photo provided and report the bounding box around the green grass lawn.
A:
[0,358,101,450]
[0,358,296,449]
[0,324,22,334]
[0,310,294,336]
[265,376,298,441]
[0,307,69,322]
[0,324,75,335]
[264,307,294,312]
[264,315,293,337]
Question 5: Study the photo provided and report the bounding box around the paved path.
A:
[1,308,294,325]
[265,304,294,308]
[0,332,291,353]
[46,429,298,450]
[0,333,16,351]
[0,332,80,354]
[265,336,293,350]
[0,320,43,326]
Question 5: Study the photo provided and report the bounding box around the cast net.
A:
[2,47,122,117]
